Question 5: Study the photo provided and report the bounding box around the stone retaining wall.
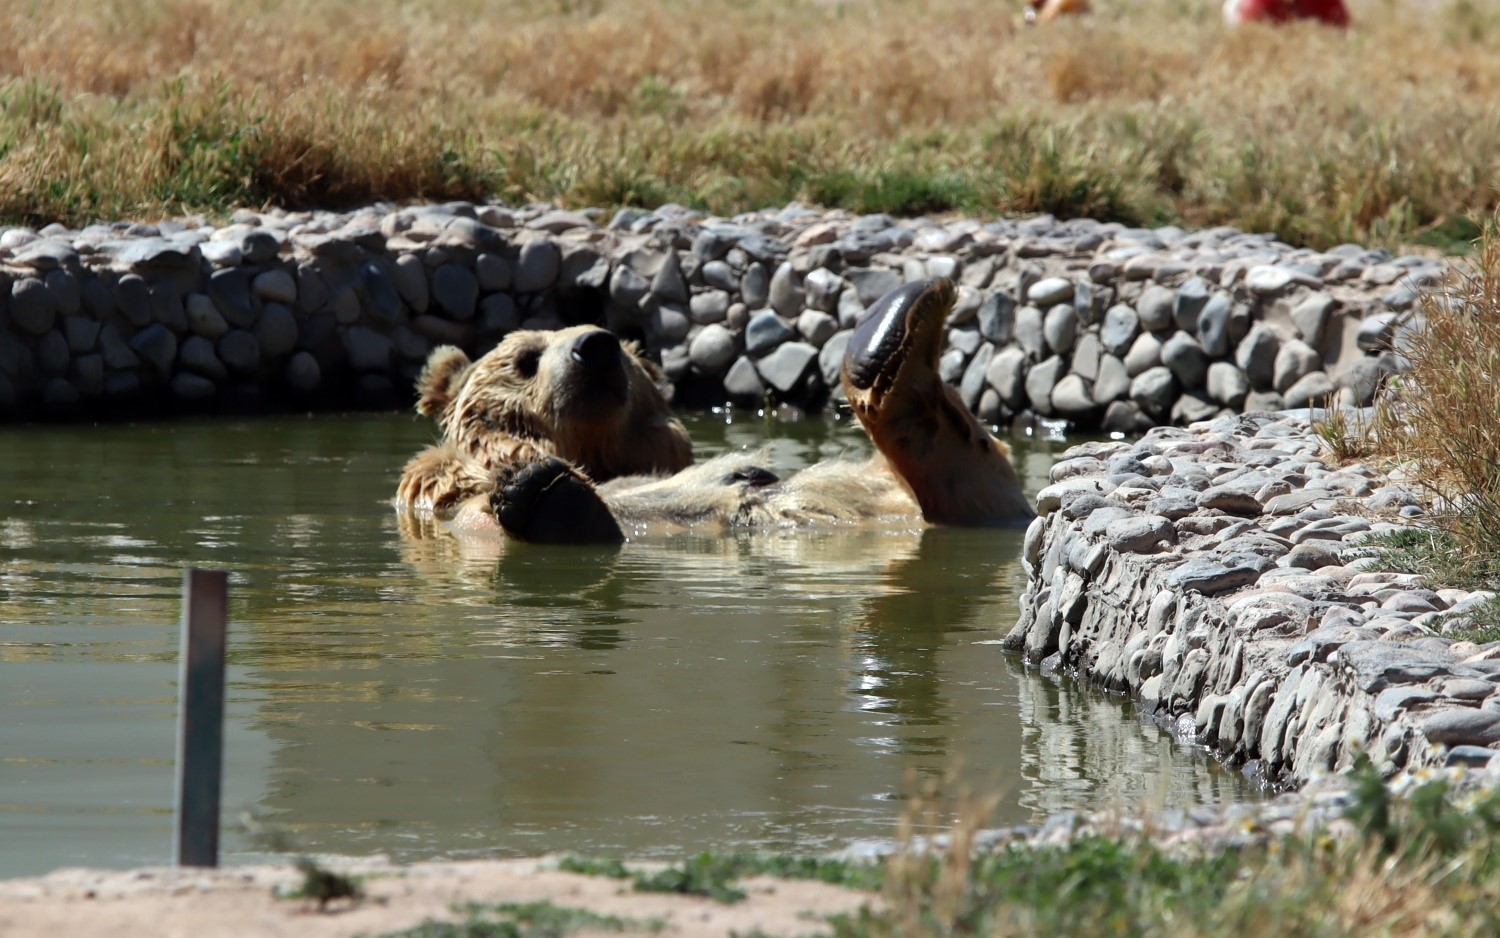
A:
[1006,411,1500,789]
[0,202,1445,424]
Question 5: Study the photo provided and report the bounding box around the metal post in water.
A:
[173,568,229,867]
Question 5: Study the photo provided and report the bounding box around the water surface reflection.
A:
[0,413,1253,877]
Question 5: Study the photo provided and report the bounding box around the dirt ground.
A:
[0,857,880,937]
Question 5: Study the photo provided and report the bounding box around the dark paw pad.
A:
[490,457,624,545]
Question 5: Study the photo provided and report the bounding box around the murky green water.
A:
[0,412,1254,878]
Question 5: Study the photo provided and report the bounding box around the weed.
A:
[381,900,634,938]
[556,856,631,879]
[558,851,882,905]
[0,1,1497,244]
[632,853,750,904]
[1313,405,1377,463]
[830,763,1500,937]
[1361,225,1500,598]
[281,856,363,911]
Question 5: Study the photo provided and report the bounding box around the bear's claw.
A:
[491,457,626,545]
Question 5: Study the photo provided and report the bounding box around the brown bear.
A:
[396,278,1034,543]
[396,325,694,519]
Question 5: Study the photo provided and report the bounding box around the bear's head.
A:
[415,325,693,482]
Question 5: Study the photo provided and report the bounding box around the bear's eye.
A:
[513,347,542,380]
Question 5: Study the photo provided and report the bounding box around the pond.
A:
[0,412,1255,878]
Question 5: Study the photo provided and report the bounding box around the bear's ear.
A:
[415,346,473,419]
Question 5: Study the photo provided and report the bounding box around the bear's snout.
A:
[570,330,621,369]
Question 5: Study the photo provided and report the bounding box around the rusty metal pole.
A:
[173,568,228,867]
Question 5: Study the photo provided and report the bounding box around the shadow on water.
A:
[0,412,1257,877]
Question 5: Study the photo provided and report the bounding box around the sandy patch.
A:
[0,857,880,938]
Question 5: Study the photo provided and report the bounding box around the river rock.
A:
[391,254,430,313]
[1174,277,1211,331]
[37,330,68,376]
[987,346,1028,409]
[63,316,101,354]
[742,262,772,309]
[178,335,228,381]
[756,341,818,394]
[1130,366,1177,418]
[1206,362,1250,409]
[651,252,689,304]
[515,240,561,293]
[1137,285,1175,332]
[1284,371,1337,409]
[476,253,512,293]
[1015,305,1046,360]
[1124,331,1162,376]
[745,310,794,356]
[1273,339,1321,394]
[1100,304,1140,356]
[609,264,649,309]
[478,293,520,336]
[432,264,479,320]
[218,329,261,375]
[252,268,297,305]
[797,310,838,347]
[342,326,391,372]
[1028,276,1074,307]
[690,290,731,325]
[1196,292,1233,357]
[978,291,1016,343]
[1070,332,1102,382]
[255,303,299,357]
[284,351,321,392]
[359,262,403,324]
[1092,355,1131,405]
[1026,356,1066,415]
[1161,331,1208,388]
[769,262,804,318]
[723,355,765,405]
[129,324,177,380]
[1236,324,1281,390]
[1292,293,1335,346]
[10,278,55,335]
[1052,375,1097,418]
[689,323,737,375]
[1043,303,1077,354]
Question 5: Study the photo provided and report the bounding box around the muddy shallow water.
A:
[0,412,1255,878]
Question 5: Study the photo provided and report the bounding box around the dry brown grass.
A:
[1371,222,1500,545]
[0,0,1497,245]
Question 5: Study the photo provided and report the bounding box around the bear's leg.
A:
[491,457,625,545]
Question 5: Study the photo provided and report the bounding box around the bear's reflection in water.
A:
[245,516,1247,861]
[398,510,1024,741]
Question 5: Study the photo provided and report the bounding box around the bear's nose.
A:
[570,330,621,368]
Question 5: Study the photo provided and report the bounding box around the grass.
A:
[1344,217,1500,609]
[1,0,1498,248]
[408,763,1500,938]
[274,856,364,910]
[381,901,640,937]
[831,759,1500,937]
[555,852,884,904]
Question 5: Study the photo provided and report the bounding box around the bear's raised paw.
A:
[490,457,625,545]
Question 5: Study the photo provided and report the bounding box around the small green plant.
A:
[556,856,632,879]
[382,901,634,938]
[282,856,363,910]
[557,851,882,903]
[632,853,750,904]
[1314,404,1377,463]
[824,769,1500,938]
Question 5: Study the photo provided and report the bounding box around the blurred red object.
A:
[1223,0,1351,27]
[1025,0,1092,25]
